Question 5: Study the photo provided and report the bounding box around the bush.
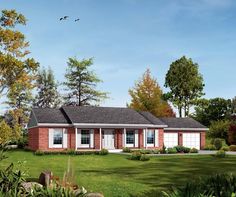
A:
[221,146,229,151]
[215,150,226,158]
[123,147,131,153]
[228,123,236,145]
[204,144,216,150]
[151,149,160,154]
[66,149,76,155]
[99,148,109,155]
[140,149,152,154]
[17,137,28,149]
[160,144,166,154]
[140,154,150,161]
[174,145,190,153]
[130,151,142,160]
[208,120,230,140]
[229,145,236,151]
[213,138,222,150]
[167,147,177,154]
[190,148,198,153]
[34,150,44,156]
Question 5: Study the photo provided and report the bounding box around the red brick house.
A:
[27,106,207,151]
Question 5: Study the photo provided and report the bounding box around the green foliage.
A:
[34,67,61,108]
[34,150,44,156]
[99,148,109,155]
[229,145,236,151]
[123,147,131,153]
[129,151,142,160]
[174,145,190,153]
[64,57,108,106]
[213,138,223,150]
[215,150,226,158]
[204,144,216,150]
[194,98,232,127]
[162,173,236,197]
[160,144,167,154]
[140,154,150,161]
[190,148,198,153]
[207,120,230,141]
[139,149,152,154]
[128,69,175,117]
[17,136,28,149]
[164,56,204,117]
[167,147,177,154]
[0,120,12,144]
[66,149,76,155]
[220,146,229,151]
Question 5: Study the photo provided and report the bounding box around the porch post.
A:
[75,127,77,151]
[123,128,126,147]
[99,128,102,150]
[143,128,147,149]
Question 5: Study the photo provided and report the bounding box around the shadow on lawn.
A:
[80,156,236,191]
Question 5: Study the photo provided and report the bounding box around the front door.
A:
[103,130,115,149]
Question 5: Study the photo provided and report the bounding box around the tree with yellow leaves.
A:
[128,69,175,117]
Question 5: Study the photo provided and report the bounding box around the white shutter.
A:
[123,128,126,147]
[77,129,81,147]
[48,129,54,148]
[63,129,68,148]
[90,129,94,148]
[155,129,159,147]
[143,129,146,148]
[135,130,139,147]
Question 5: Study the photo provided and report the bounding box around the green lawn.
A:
[1,150,236,197]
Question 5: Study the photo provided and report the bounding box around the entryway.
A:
[102,129,115,149]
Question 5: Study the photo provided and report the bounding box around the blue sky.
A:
[0,0,236,113]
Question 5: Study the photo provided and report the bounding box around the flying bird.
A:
[75,18,80,22]
[60,16,69,21]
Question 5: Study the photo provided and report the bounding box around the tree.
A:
[34,67,61,108]
[228,123,236,145]
[164,56,204,117]
[0,120,12,144]
[64,57,108,106]
[128,69,175,117]
[193,98,232,126]
[231,96,236,115]
[0,10,39,96]
[207,120,231,141]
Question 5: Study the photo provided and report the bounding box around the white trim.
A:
[99,128,102,150]
[73,123,167,128]
[77,129,91,148]
[63,128,68,148]
[135,130,139,148]
[37,123,72,127]
[155,129,159,147]
[90,129,94,148]
[164,128,208,131]
[75,128,78,150]
[146,129,154,147]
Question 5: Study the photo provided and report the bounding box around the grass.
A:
[1,150,236,197]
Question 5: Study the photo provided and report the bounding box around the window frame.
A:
[126,130,135,147]
[146,129,154,147]
[79,129,91,148]
[52,128,63,148]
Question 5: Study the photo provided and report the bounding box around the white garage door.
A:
[183,133,200,149]
[164,133,178,148]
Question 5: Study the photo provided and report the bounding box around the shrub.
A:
[229,145,236,151]
[221,146,229,151]
[122,147,131,153]
[151,149,160,154]
[190,148,198,153]
[213,138,222,150]
[140,154,150,161]
[17,137,28,149]
[174,145,190,153]
[99,148,109,155]
[129,151,142,160]
[215,150,226,158]
[228,123,236,145]
[140,149,152,154]
[208,120,230,140]
[204,144,216,150]
[34,150,44,156]
[66,149,76,155]
[167,147,177,154]
[160,144,166,154]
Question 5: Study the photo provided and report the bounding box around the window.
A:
[53,129,63,145]
[147,130,154,144]
[81,130,90,145]
[126,130,134,144]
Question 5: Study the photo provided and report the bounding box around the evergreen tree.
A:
[34,67,61,108]
[63,57,108,106]
[128,69,175,117]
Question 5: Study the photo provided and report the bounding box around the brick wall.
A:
[28,127,39,150]
[200,132,206,149]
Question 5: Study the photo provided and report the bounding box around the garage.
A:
[164,133,178,148]
[183,133,200,149]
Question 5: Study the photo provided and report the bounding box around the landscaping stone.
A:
[86,193,104,197]
[22,182,42,192]
[38,171,53,187]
